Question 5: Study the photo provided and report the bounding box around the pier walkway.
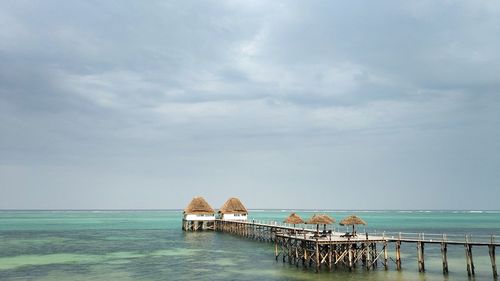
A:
[213,219,499,278]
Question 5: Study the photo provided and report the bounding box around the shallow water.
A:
[0,210,498,280]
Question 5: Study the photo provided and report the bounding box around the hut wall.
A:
[222,213,248,221]
[184,214,216,221]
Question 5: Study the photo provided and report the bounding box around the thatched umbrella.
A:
[307,214,335,235]
[283,213,304,228]
[339,215,367,236]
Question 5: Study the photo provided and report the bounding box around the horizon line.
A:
[1,208,499,212]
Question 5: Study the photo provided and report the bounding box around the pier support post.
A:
[295,241,299,267]
[465,241,475,276]
[275,238,279,261]
[365,243,372,270]
[328,245,332,271]
[348,244,353,271]
[396,240,402,270]
[441,242,448,274]
[315,242,320,272]
[489,244,497,279]
[383,242,388,270]
[417,241,425,272]
[333,245,338,269]
[283,238,286,263]
[360,243,366,266]
[303,247,307,268]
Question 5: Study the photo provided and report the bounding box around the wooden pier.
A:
[181,197,498,277]
[386,232,499,278]
[210,219,499,278]
[273,232,387,272]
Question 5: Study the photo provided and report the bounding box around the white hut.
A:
[182,197,215,231]
[218,197,248,221]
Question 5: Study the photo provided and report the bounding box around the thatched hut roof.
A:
[219,197,248,214]
[284,213,304,224]
[339,215,367,226]
[184,197,215,215]
[306,214,335,225]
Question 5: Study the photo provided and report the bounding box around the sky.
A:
[1,1,499,210]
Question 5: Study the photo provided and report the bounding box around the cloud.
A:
[0,1,499,209]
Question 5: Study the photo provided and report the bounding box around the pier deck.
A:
[210,219,499,278]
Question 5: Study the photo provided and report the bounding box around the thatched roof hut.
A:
[219,197,248,214]
[339,215,367,226]
[306,214,335,225]
[184,196,215,215]
[284,213,304,225]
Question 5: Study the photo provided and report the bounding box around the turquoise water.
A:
[0,210,499,280]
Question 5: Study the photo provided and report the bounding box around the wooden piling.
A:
[275,239,279,261]
[348,244,353,271]
[465,242,475,276]
[441,242,448,274]
[283,238,286,263]
[315,242,320,272]
[366,243,372,270]
[303,247,307,268]
[328,245,332,271]
[383,242,388,270]
[489,244,497,279]
[396,240,402,270]
[417,241,425,272]
[295,242,299,267]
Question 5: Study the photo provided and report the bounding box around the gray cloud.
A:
[1,1,499,209]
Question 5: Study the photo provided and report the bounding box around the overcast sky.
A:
[1,1,499,210]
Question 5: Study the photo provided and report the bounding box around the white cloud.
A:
[153,101,239,122]
[0,10,27,51]
[58,70,163,108]
[1,1,499,209]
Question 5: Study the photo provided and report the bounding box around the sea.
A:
[1,210,499,281]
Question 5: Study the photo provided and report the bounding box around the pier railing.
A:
[377,231,497,245]
[235,220,499,245]
[226,219,498,242]
[247,220,370,233]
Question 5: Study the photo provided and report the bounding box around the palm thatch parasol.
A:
[306,214,335,234]
[283,213,304,228]
[339,215,367,235]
